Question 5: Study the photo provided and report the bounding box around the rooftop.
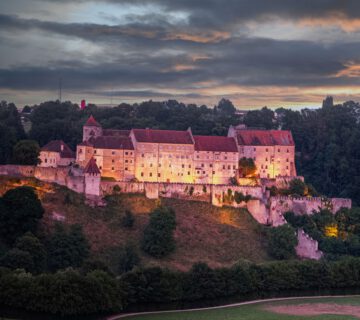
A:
[194,135,238,152]
[132,128,193,145]
[85,115,101,127]
[41,140,75,158]
[236,130,294,146]
[84,157,100,174]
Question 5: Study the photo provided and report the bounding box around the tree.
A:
[47,223,90,271]
[238,157,257,177]
[141,206,176,258]
[12,140,40,165]
[216,98,236,114]
[0,248,34,272]
[289,178,307,196]
[0,186,44,244]
[267,225,298,260]
[122,210,135,228]
[15,232,47,273]
[244,107,276,129]
[118,243,140,274]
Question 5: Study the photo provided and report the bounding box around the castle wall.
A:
[270,196,352,226]
[211,185,265,207]
[296,229,323,260]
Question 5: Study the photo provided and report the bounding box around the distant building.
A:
[39,140,75,167]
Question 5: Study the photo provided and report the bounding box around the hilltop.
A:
[0,176,269,271]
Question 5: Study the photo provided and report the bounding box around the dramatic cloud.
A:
[1,0,360,108]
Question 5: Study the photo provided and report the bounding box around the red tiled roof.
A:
[132,128,193,144]
[91,136,134,150]
[84,157,100,174]
[85,115,101,127]
[103,129,130,137]
[236,130,294,146]
[194,135,238,152]
[41,140,75,159]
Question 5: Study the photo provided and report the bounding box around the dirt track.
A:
[267,303,360,318]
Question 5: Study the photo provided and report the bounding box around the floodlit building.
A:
[40,116,297,183]
[39,140,75,168]
[228,126,296,178]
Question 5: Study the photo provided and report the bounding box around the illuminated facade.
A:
[228,126,296,178]
[39,140,75,168]
[75,116,240,184]
[37,116,296,183]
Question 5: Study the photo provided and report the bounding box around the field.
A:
[114,296,360,320]
[0,177,269,271]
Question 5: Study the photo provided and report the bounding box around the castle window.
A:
[125,152,128,155]
[287,149,289,153]
[150,173,152,177]
[201,163,204,167]
[265,165,268,169]
[125,160,128,163]
[266,148,268,152]
[112,159,115,163]
[45,159,47,163]
[197,171,200,174]
[188,171,190,175]
[266,158,268,161]
[254,148,256,151]
[223,165,225,169]
[182,164,185,168]
[228,165,231,169]
[189,165,191,168]
[158,173,161,177]
[94,150,97,154]
[99,166,102,170]
[112,167,114,171]
[141,172,144,177]
[278,149,280,152]
[141,153,144,157]
[125,167,128,171]
[233,165,236,169]
[225,156,227,160]
[150,163,153,167]
[112,151,115,155]
[213,171,215,175]
[159,163,161,167]
[286,166,289,169]
[286,158,289,162]
[141,164,144,167]
[203,171,205,174]
[130,152,133,155]
[209,164,213,168]
[197,155,200,159]
[79,149,83,154]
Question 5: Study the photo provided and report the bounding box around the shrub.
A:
[141,206,176,258]
[267,225,298,260]
[122,210,135,228]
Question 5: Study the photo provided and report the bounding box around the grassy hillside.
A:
[0,177,270,271]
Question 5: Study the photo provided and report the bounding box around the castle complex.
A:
[39,115,296,184]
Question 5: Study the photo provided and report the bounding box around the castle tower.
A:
[84,157,101,196]
[83,115,103,142]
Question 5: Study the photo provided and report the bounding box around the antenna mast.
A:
[59,77,62,102]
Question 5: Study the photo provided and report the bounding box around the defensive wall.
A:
[296,229,323,260]
[0,165,352,228]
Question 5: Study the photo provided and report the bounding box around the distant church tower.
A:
[83,115,102,141]
[322,96,334,108]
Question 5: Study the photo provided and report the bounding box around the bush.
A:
[141,206,176,258]
[122,210,135,228]
[267,225,298,259]
[0,186,44,244]
[118,244,140,274]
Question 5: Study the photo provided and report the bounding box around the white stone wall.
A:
[296,229,323,260]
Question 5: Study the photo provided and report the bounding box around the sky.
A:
[1,0,360,109]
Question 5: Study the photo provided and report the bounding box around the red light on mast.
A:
[81,99,86,110]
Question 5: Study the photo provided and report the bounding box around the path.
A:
[107,294,360,319]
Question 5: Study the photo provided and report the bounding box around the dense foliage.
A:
[141,206,177,258]
[0,186,44,244]
[0,101,25,164]
[2,258,360,316]
[285,207,360,257]
[267,225,298,259]
[12,140,40,165]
